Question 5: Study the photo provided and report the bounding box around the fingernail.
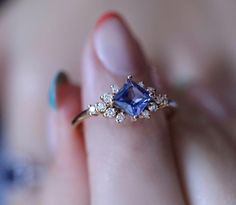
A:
[94,12,146,76]
[48,71,69,110]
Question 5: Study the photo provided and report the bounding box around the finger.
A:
[163,34,236,205]
[172,104,236,205]
[81,12,185,205]
[163,41,233,126]
[161,34,236,145]
[4,71,90,205]
[2,2,88,203]
[42,72,89,205]
[166,37,236,144]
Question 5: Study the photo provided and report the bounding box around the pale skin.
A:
[0,0,236,205]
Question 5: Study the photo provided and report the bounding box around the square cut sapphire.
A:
[113,80,151,116]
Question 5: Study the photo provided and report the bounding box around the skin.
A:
[0,0,236,205]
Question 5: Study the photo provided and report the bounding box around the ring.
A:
[72,75,177,126]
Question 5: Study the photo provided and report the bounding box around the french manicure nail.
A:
[94,12,146,76]
[48,71,69,109]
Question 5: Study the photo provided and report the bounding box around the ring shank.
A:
[71,109,90,127]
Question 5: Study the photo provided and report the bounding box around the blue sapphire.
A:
[113,80,151,116]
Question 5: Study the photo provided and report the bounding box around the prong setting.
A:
[131,116,138,121]
[116,112,126,123]
[111,84,120,94]
[138,81,145,87]
[127,75,133,80]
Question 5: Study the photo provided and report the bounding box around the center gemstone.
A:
[114,80,151,116]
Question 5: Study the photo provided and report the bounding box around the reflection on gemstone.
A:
[113,80,151,116]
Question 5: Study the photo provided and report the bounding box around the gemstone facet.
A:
[138,81,145,88]
[113,80,151,116]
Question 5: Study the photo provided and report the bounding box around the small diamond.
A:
[101,93,113,104]
[148,102,158,112]
[104,108,116,118]
[155,94,163,104]
[147,87,156,94]
[116,112,126,123]
[138,81,145,87]
[155,94,168,106]
[95,102,107,112]
[111,85,120,94]
[141,110,151,119]
[88,105,97,115]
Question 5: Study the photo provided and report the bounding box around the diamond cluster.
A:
[88,76,170,123]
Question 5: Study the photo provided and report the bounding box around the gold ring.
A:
[72,75,177,126]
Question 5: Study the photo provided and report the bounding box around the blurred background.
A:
[0,0,235,204]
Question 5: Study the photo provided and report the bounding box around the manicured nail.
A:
[48,71,69,109]
[94,12,146,76]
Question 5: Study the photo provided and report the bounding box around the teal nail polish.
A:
[48,71,69,109]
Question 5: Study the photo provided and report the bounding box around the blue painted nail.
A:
[48,71,69,109]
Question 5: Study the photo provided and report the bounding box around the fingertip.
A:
[92,10,146,76]
[48,71,69,110]
[48,71,81,120]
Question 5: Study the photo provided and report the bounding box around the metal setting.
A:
[72,76,177,126]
